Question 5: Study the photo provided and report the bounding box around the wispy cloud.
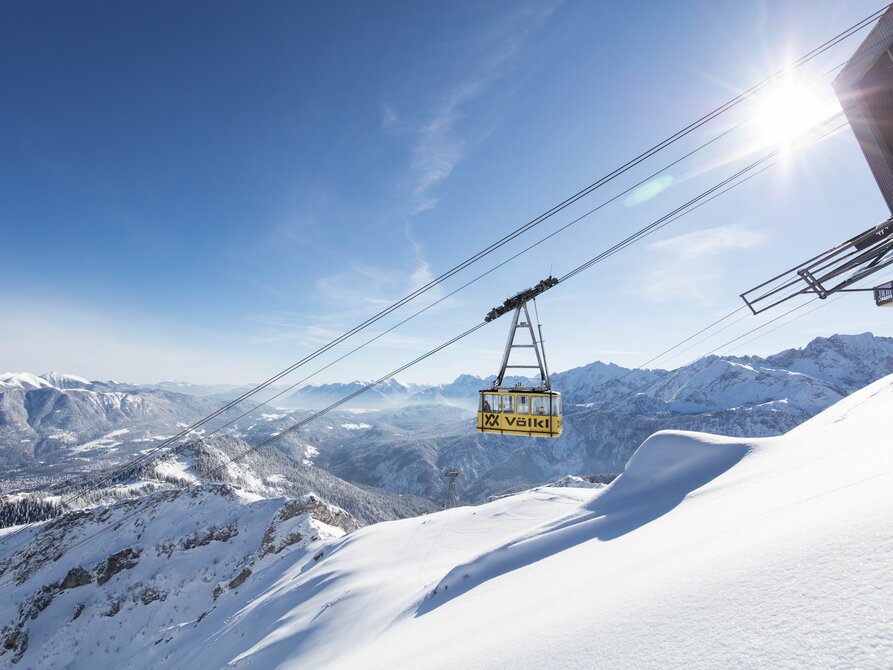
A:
[313,243,447,315]
[384,2,557,215]
[379,102,399,130]
[648,224,766,257]
[636,224,766,304]
[408,85,476,213]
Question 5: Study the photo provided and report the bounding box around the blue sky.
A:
[2,0,891,385]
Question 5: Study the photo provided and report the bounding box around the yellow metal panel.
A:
[476,411,562,438]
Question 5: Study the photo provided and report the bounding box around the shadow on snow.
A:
[417,431,752,616]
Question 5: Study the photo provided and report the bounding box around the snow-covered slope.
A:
[4,372,891,668]
[0,486,356,667]
[1,435,435,528]
[554,332,893,409]
[0,374,224,473]
[175,371,893,669]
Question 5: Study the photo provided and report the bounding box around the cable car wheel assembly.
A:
[477,276,563,438]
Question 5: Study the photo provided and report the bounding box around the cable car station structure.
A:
[742,8,893,312]
[478,276,563,438]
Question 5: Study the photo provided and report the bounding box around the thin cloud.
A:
[403,3,557,214]
[379,101,399,130]
[649,224,766,257]
[314,253,445,313]
[636,224,767,304]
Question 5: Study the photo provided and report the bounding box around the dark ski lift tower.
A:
[443,467,461,508]
[741,8,893,312]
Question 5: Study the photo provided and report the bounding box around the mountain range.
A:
[2,333,892,509]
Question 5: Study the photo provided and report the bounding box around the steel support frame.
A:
[492,301,550,391]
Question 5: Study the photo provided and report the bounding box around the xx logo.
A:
[484,414,499,427]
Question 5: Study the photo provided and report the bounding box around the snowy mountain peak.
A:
[40,372,92,389]
[763,332,893,387]
[0,372,54,390]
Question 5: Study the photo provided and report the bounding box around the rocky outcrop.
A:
[96,547,141,586]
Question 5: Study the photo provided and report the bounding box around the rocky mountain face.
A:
[0,372,225,475]
[138,436,436,525]
[0,485,355,667]
[1,435,434,529]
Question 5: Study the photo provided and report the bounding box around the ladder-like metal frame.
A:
[740,217,893,314]
[492,300,551,391]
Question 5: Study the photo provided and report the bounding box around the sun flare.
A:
[750,78,841,150]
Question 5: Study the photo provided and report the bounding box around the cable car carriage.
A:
[477,277,562,438]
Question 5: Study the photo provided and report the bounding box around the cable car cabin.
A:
[478,277,562,438]
[477,390,562,438]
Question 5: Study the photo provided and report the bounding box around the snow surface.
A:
[0,488,351,668]
[179,372,893,669]
[40,372,91,388]
[4,373,893,668]
[340,422,371,430]
[152,454,199,484]
[70,428,130,453]
[0,372,54,390]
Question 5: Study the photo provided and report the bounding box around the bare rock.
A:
[95,547,141,586]
[179,522,239,551]
[138,586,166,605]
[59,566,92,590]
[228,568,251,590]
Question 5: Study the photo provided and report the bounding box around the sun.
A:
[749,76,841,151]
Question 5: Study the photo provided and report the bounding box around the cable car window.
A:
[482,394,499,412]
[516,395,529,414]
[551,395,561,416]
[531,396,548,415]
[502,395,514,413]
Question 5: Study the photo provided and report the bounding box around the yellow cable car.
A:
[477,277,562,438]
[477,389,562,437]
